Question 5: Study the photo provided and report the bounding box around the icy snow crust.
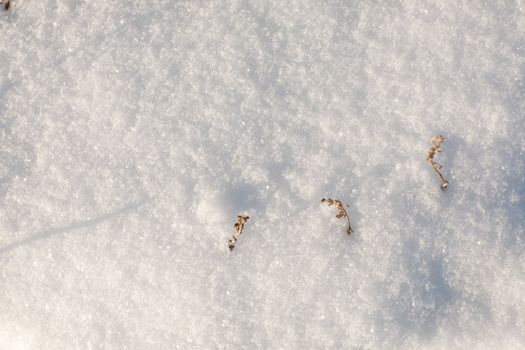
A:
[1,1,525,349]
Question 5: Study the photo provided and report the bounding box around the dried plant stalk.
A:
[321,198,353,235]
[228,215,249,251]
[426,135,449,190]
[1,0,10,10]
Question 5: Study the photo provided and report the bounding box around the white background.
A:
[1,1,524,349]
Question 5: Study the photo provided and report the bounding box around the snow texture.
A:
[1,1,525,349]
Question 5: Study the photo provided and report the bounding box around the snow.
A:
[1,0,525,349]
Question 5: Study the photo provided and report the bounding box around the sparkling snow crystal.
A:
[1,1,524,349]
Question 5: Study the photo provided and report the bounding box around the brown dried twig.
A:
[427,135,449,190]
[1,0,10,10]
[321,198,353,235]
[228,215,249,251]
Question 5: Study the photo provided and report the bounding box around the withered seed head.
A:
[427,136,443,157]
[229,215,249,251]
[321,198,353,235]
[427,135,449,190]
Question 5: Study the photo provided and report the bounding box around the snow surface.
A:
[1,1,525,349]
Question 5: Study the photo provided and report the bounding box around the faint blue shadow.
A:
[0,198,149,254]
[498,74,525,252]
[382,239,458,343]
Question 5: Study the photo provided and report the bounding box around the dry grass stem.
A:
[228,215,249,251]
[321,198,353,235]
[1,0,10,10]
[427,135,449,190]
